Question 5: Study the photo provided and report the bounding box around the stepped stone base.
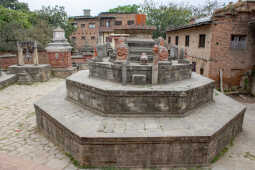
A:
[0,72,17,89]
[51,67,76,78]
[8,64,51,84]
[66,71,214,117]
[35,85,245,168]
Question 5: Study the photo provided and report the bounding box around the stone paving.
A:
[0,79,255,170]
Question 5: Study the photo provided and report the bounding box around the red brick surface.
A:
[48,52,72,68]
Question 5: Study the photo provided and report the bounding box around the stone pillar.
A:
[17,42,24,66]
[33,41,39,65]
[152,45,159,85]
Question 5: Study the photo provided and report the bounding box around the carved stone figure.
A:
[116,38,128,61]
[140,53,148,65]
[158,37,169,61]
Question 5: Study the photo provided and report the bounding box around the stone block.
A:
[132,74,147,85]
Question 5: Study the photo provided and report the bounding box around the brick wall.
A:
[0,51,48,70]
[166,25,212,77]
[48,51,72,68]
[166,11,255,88]
[210,13,255,88]
[71,18,99,50]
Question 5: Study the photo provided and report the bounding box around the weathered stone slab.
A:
[35,84,245,168]
[0,72,17,89]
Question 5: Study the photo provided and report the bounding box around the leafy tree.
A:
[141,0,192,38]
[36,6,76,40]
[0,0,29,11]
[109,4,140,13]
[0,6,32,51]
[0,5,76,51]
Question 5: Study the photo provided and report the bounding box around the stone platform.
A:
[0,72,17,89]
[67,71,214,117]
[8,64,51,84]
[51,67,76,79]
[35,84,246,168]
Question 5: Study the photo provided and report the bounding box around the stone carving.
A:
[116,38,128,61]
[17,41,39,66]
[140,53,148,65]
[158,37,169,61]
[170,45,178,60]
[179,48,185,60]
[93,45,105,62]
[152,45,159,85]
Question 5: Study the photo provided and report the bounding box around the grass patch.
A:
[65,153,130,169]
[211,146,229,164]
[244,152,255,161]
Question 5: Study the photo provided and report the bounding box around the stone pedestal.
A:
[46,27,75,78]
[8,64,51,84]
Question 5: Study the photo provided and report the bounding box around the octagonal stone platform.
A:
[66,70,214,117]
[35,83,245,168]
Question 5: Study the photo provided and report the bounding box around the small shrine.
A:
[8,41,50,84]
[46,27,76,78]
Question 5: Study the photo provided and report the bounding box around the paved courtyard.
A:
[0,78,254,170]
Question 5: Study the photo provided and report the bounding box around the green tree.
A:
[0,6,32,51]
[142,0,192,38]
[109,4,140,13]
[36,5,76,40]
[0,0,29,11]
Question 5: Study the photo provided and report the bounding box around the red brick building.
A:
[166,1,255,89]
[70,10,155,50]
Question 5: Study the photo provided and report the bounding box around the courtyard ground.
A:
[0,78,254,170]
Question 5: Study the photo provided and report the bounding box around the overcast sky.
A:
[19,0,236,17]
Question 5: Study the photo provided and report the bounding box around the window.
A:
[231,35,246,50]
[71,37,76,41]
[106,37,112,42]
[199,34,206,48]
[106,20,111,27]
[127,20,134,25]
[71,23,78,28]
[115,20,122,26]
[81,36,86,40]
[175,36,179,46]
[200,68,204,75]
[168,36,171,44]
[192,62,196,72]
[89,23,96,29]
[185,35,190,47]
[81,24,85,28]
[91,36,95,40]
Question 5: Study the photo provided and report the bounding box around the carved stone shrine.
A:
[35,37,246,168]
